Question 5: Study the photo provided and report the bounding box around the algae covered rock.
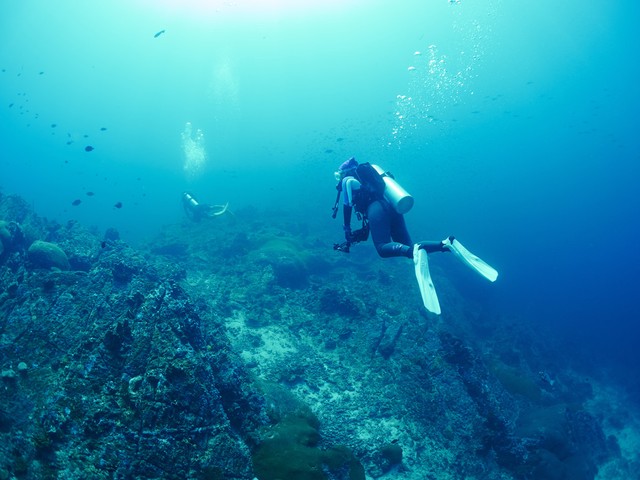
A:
[254,236,311,288]
[27,240,70,270]
[0,268,265,478]
[379,443,403,472]
[252,412,365,480]
[252,384,364,480]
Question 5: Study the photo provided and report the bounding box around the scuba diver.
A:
[182,192,229,222]
[332,157,498,315]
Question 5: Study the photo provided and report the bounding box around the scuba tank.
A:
[371,164,414,214]
[182,192,202,221]
[183,192,200,210]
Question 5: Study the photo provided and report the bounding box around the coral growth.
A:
[0,192,635,479]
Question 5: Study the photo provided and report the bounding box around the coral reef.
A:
[0,194,265,479]
[0,192,636,479]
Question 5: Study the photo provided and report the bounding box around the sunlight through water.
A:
[138,0,352,18]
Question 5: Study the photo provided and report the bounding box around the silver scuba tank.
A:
[183,192,200,209]
[371,164,414,214]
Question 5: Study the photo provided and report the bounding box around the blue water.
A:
[1,0,639,387]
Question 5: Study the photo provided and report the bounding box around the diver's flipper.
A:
[443,237,498,282]
[209,202,229,217]
[413,244,441,315]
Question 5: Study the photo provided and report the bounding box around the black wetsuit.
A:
[342,180,444,259]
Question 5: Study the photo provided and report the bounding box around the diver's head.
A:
[334,157,358,181]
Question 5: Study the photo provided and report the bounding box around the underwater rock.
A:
[378,443,403,473]
[1,245,265,478]
[16,362,28,375]
[254,237,311,288]
[318,285,366,317]
[104,227,120,241]
[27,240,70,270]
[1,368,17,381]
[252,386,364,480]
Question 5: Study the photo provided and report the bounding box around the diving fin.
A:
[442,237,498,282]
[206,202,229,217]
[413,244,441,315]
[211,202,229,216]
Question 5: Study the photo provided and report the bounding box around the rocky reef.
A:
[0,191,637,479]
[0,194,265,479]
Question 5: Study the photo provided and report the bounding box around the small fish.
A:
[84,145,94,152]
[100,127,107,131]
[51,123,57,128]
[154,29,165,38]
[71,199,82,206]
[114,201,123,209]
[66,141,73,145]
[8,103,13,108]
[39,71,44,75]
[325,149,334,154]
[86,191,95,196]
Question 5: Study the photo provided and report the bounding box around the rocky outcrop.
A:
[27,240,70,270]
[0,199,266,479]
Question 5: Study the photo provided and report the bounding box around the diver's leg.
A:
[390,211,412,246]
[418,240,448,254]
[387,210,449,254]
[368,201,412,258]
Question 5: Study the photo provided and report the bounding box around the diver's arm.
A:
[343,177,360,206]
[343,205,353,241]
[341,176,360,241]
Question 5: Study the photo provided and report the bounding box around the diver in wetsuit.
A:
[332,157,498,315]
[182,192,229,222]
[333,157,446,257]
